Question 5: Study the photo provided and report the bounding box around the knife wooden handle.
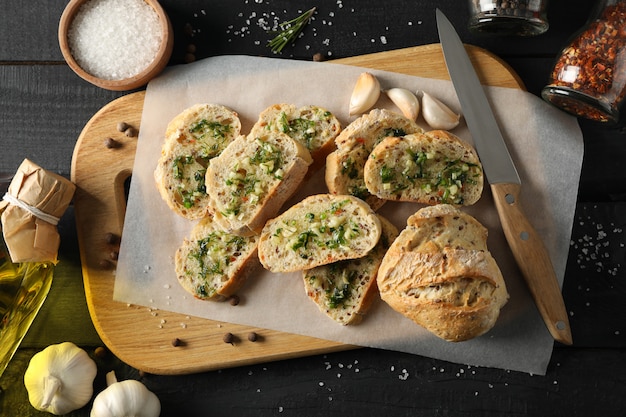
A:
[491,182,573,345]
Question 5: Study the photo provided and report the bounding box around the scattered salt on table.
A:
[68,0,162,80]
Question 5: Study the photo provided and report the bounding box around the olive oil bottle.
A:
[0,234,54,377]
[0,159,75,378]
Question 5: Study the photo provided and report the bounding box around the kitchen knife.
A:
[435,9,573,345]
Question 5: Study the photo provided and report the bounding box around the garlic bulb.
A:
[386,88,420,121]
[349,72,380,115]
[24,342,97,415]
[421,92,461,130]
[90,371,161,417]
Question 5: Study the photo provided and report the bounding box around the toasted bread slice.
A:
[206,131,313,236]
[258,194,382,272]
[303,215,398,325]
[325,109,422,210]
[250,103,341,173]
[364,130,483,206]
[175,215,259,300]
[155,104,242,220]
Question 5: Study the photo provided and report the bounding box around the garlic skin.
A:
[90,371,161,417]
[349,72,381,115]
[386,88,420,121]
[24,342,97,415]
[421,92,461,130]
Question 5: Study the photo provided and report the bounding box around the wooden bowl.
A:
[58,0,174,91]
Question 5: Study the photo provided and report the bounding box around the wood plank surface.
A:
[71,44,524,375]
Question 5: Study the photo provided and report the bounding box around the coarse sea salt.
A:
[68,0,162,80]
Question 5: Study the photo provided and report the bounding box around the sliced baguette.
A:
[258,194,382,272]
[303,215,398,325]
[377,204,509,342]
[249,103,342,173]
[175,215,259,300]
[206,131,313,236]
[364,130,484,206]
[155,104,242,220]
[325,108,423,210]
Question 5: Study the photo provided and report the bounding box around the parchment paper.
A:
[114,56,584,375]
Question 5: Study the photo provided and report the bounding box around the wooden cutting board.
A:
[71,44,524,375]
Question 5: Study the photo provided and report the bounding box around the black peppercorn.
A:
[94,346,108,358]
[105,232,120,245]
[223,332,235,344]
[247,332,258,342]
[124,127,137,137]
[117,121,130,132]
[105,137,121,149]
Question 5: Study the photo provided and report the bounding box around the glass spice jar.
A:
[542,0,626,123]
[468,0,549,36]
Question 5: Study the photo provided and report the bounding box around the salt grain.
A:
[68,0,163,80]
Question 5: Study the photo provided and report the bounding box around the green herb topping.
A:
[172,155,207,208]
[221,138,284,218]
[189,119,233,159]
[267,7,316,54]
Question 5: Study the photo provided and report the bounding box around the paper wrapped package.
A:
[0,159,76,263]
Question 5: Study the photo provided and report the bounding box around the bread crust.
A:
[364,130,484,206]
[325,108,423,210]
[206,131,313,236]
[175,215,259,300]
[154,104,242,220]
[303,215,398,325]
[258,194,382,272]
[377,204,509,342]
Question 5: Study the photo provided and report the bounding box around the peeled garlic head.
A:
[386,88,420,121]
[421,92,461,130]
[349,72,381,116]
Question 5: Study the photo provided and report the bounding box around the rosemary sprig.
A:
[267,7,316,54]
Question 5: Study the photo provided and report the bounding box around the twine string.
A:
[2,193,60,226]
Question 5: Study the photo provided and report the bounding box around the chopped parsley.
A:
[189,119,233,159]
[173,155,207,208]
[377,147,480,204]
[190,232,249,279]
[250,139,284,178]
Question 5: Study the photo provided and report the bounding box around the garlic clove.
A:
[349,72,381,116]
[386,87,420,121]
[421,92,461,130]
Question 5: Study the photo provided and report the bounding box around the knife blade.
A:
[435,9,572,345]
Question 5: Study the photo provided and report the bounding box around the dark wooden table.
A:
[2,1,626,416]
